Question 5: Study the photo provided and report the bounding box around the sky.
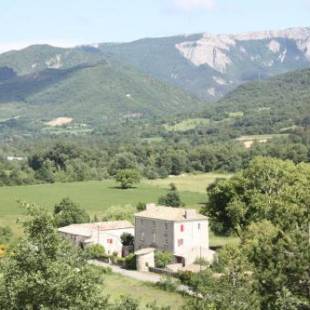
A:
[0,0,309,53]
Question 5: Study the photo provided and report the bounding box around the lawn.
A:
[0,179,206,235]
[102,272,188,309]
[0,174,237,247]
[146,173,231,193]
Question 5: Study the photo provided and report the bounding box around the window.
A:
[180,224,184,232]
[198,223,201,231]
[141,232,145,241]
[107,239,113,244]
[178,239,184,247]
[152,233,156,243]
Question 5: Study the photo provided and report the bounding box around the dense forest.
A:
[1,125,310,186]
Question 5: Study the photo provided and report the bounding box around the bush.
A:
[158,183,184,208]
[177,271,193,285]
[85,244,105,259]
[0,226,13,244]
[136,202,146,211]
[120,233,134,246]
[155,251,173,268]
[54,198,90,227]
[157,276,179,292]
[124,254,136,270]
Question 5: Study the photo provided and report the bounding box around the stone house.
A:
[134,204,214,266]
[58,221,134,256]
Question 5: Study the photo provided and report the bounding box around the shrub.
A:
[85,244,105,259]
[136,202,146,211]
[157,276,179,292]
[155,251,173,268]
[54,198,90,227]
[124,254,136,270]
[120,233,134,246]
[158,183,184,208]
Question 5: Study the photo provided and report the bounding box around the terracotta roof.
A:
[135,204,207,221]
[58,221,134,237]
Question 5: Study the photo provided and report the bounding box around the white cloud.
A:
[173,0,216,11]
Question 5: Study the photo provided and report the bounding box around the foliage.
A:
[101,205,136,222]
[54,197,90,227]
[158,183,184,207]
[121,233,134,246]
[115,169,141,189]
[136,202,147,211]
[204,157,310,235]
[0,226,12,244]
[124,254,136,270]
[186,245,260,310]
[155,251,173,268]
[157,276,179,292]
[0,204,109,309]
[85,244,106,259]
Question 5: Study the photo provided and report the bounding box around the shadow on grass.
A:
[109,186,138,190]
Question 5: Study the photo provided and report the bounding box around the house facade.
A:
[58,221,134,256]
[135,204,214,265]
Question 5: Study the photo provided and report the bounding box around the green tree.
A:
[54,197,90,227]
[186,245,260,310]
[204,157,310,235]
[115,169,141,189]
[158,183,184,207]
[121,233,134,246]
[0,204,109,309]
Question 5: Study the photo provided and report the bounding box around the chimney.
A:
[185,209,197,219]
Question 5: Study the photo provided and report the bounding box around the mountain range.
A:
[0,27,310,133]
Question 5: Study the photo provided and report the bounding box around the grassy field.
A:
[146,173,231,193]
[164,118,209,132]
[0,179,206,235]
[103,273,187,309]
[0,174,237,247]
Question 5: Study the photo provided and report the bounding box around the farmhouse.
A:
[58,221,134,256]
[134,204,214,266]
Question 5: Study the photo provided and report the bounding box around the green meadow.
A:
[0,174,237,246]
[0,179,205,233]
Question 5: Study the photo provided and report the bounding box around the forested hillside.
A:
[204,68,310,134]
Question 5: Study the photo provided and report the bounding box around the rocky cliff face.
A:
[1,27,310,101]
[176,28,310,74]
[98,27,310,100]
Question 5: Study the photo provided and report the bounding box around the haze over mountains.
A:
[0,27,310,133]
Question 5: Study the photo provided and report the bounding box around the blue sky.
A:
[0,0,309,53]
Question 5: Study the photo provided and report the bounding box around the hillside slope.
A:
[206,68,310,133]
[99,27,310,100]
[0,61,204,131]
